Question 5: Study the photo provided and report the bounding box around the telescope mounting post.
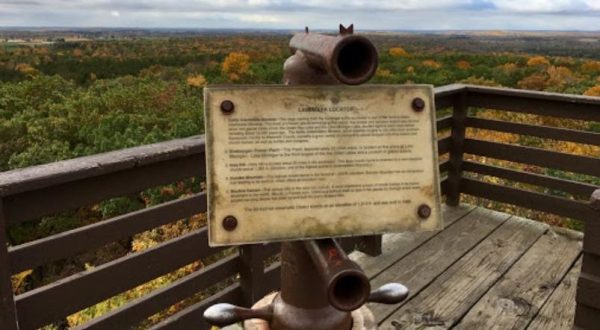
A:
[204,24,409,330]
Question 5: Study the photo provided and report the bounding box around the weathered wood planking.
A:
[379,216,548,329]
[368,207,512,323]
[528,258,582,330]
[454,228,582,329]
[350,204,476,279]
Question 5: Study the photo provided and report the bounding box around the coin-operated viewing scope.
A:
[203,25,410,330]
[284,24,379,85]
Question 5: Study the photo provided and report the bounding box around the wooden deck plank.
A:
[528,258,582,330]
[454,228,582,330]
[351,204,476,279]
[368,207,512,323]
[379,216,548,330]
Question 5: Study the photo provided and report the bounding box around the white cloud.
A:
[236,13,282,23]
[1,0,600,29]
[585,0,600,10]
[487,0,592,12]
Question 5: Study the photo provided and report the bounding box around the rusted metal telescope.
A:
[272,239,362,330]
[204,238,408,329]
[303,239,371,311]
[204,25,408,330]
[284,24,378,85]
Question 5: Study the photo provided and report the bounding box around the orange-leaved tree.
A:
[456,60,471,70]
[186,74,207,88]
[422,60,442,69]
[15,63,38,76]
[546,66,579,88]
[584,85,600,97]
[582,60,600,73]
[498,62,518,73]
[389,47,410,57]
[222,52,250,81]
[527,56,550,67]
[518,73,548,90]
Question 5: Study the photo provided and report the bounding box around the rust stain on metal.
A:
[222,215,238,231]
[412,97,425,112]
[418,204,432,219]
[220,100,235,114]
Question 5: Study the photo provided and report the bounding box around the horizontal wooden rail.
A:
[439,160,451,173]
[437,116,453,131]
[434,84,466,109]
[465,117,600,146]
[465,85,600,122]
[462,161,598,198]
[0,136,205,197]
[577,274,600,311]
[460,177,596,222]
[9,193,206,274]
[463,139,600,178]
[575,304,600,329]
[3,154,203,225]
[263,262,281,292]
[438,137,451,155]
[15,228,225,330]
[78,254,240,330]
[257,243,281,261]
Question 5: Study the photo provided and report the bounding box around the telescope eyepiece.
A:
[328,269,371,311]
[287,31,379,85]
[332,36,378,85]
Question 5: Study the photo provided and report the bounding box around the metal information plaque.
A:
[205,85,442,246]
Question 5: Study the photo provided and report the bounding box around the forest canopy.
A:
[1,31,599,329]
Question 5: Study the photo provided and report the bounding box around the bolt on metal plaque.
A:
[205,85,442,246]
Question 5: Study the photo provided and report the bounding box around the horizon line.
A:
[1,26,600,33]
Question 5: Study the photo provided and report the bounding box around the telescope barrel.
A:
[303,239,371,311]
[289,32,378,85]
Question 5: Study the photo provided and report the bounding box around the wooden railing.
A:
[443,85,600,329]
[0,84,598,329]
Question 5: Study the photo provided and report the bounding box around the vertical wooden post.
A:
[357,235,382,257]
[446,91,468,206]
[575,189,600,329]
[239,244,264,307]
[0,200,20,330]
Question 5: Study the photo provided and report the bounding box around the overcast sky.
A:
[1,0,600,30]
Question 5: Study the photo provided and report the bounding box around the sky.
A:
[1,0,600,31]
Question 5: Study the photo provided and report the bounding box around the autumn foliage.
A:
[221,51,250,81]
[527,56,550,67]
[584,85,600,96]
[2,32,600,329]
[389,47,410,57]
[582,60,600,73]
[186,74,206,87]
[456,60,471,70]
[422,59,442,69]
